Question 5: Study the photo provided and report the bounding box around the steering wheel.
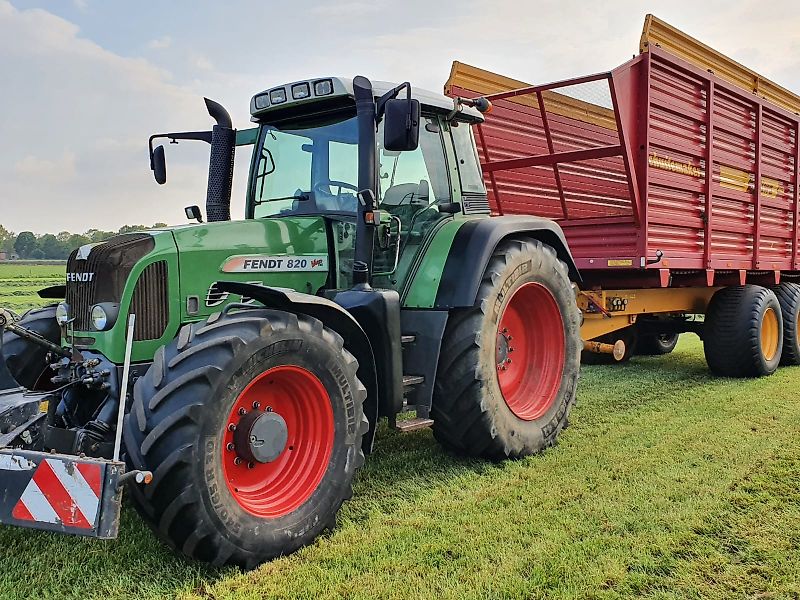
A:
[313,180,359,211]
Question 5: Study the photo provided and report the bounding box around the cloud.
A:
[0,1,217,232]
[147,35,172,50]
[14,153,78,183]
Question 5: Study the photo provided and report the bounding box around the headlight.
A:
[55,302,70,326]
[90,303,119,331]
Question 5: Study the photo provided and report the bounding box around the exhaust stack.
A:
[204,98,235,222]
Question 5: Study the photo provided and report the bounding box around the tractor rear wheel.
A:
[771,282,800,366]
[704,285,783,377]
[123,308,368,569]
[432,238,581,459]
[1,305,59,389]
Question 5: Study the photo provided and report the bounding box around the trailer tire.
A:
[637,332,680,356]
[1,305,59,389]
[704,285,783,377]
[432,238,581,459]
[771,282,800,366]
[123,308,368,569]
[581,326,638,364]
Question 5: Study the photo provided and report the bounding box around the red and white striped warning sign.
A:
[11,458,102,529]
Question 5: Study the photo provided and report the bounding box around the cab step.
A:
[402,375,424,388]
[394,417,434,432]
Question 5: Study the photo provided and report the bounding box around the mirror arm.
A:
[376,82,411,121]
[148,131,213,167]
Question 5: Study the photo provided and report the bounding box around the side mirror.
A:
[152,145,167,185]
[184,205,203,223]
[383,98,420,152]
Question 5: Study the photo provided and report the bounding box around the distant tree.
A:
[29,248,45,260]
[84,229,115,243]
[14,231,38,258]
[118,224,147,234]
[0,224,15,254]
[66,233,90,252]
[152,223,168,228]
[56,231,72,243]
[39,234,69,259]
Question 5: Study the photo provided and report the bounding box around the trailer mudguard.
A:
[434,216,581,309]
[216,282,380,452]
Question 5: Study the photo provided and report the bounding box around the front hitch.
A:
[0,308,70,359]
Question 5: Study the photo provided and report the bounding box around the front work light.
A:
[269,88,287,104]
[292,83,310,100]
[314,79,333,96]
[55,302,70,326]
[254,93,270,110]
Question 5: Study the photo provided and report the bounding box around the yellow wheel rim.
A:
[761,307,779,361]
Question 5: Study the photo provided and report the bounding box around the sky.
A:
[1,0,798,234]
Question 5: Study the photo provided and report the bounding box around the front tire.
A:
[432,238,581,459]
[124,309,368,569]
[1,305,59,389]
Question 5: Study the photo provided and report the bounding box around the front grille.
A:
[130,261,169,340]
[65,234,154,331]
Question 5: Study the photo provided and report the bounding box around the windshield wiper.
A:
[254,193,310,205]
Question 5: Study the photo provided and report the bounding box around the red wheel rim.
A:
[222,365,334,518]
[496,282,565,420]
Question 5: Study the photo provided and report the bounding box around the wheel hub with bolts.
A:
[232,409,289,465]
[221,364,334,518]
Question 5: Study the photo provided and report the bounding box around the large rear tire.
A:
[124,308,368,569]
[771,282,800,366]
[704,285,783,377]
[1,305,59,389]
[432,238,581,459]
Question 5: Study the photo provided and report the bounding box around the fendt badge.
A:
[221,255,328,273]
[66,272,95,282]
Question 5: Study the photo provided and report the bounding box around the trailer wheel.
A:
[123,309,368,569]
[637,332,680,356]
[771,282,800,366]
[432,238,581,459]
[1,305,59,389]
[581,326,638,364]
[704,285,783,377]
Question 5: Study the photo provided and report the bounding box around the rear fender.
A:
[216,282,379,452]
[434,216,581,309]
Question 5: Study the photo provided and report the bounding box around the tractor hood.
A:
[63,216,332,364]
[170,216,331,322]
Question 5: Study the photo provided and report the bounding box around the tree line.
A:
[0,223,168,260]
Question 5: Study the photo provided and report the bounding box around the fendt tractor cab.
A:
[0,75,581,567]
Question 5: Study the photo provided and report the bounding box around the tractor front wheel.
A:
[124,308,368,569]
[1,305,60,389]
[432,238,581,459]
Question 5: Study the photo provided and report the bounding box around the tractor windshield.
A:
[250,113,359,218]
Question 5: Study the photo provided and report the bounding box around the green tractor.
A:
[0,76,581,568]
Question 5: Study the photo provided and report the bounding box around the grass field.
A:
[0,262,64,314]
[1,266,799,599]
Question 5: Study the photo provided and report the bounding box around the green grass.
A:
[1,336,799,599]
[0,262,64,313]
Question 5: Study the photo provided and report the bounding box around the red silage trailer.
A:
[447,15,800,375]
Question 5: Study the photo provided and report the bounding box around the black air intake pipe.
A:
[204,98,235,222]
